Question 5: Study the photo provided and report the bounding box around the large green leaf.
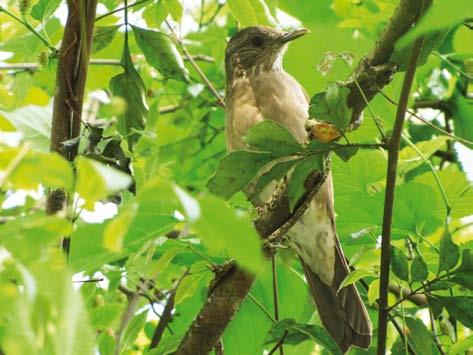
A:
[0,105,52,152]
[132,26,189,82]
[92,26,120,53]
[405,316,433,355]
[451,249,473,290]
[0,148,73,191]
[399,0,473,48]
[207,150,274,200]
[411,255,428,283]
[430,295,473,329]
[245,120,302,157]
[109,43,148,149]
[179,192,265,273]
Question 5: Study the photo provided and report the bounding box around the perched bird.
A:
[224,26,372,353]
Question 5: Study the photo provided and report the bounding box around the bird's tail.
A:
[300,239,372,353]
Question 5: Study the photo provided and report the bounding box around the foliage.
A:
[0,0,472,354]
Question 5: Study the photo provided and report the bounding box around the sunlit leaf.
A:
[31,0,62,22]
[132,25,189,82]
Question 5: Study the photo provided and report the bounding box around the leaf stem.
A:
[377,24,425,355]
[401,134,451,215]
[164,20,225,107]
[248,293,276,323]
[0,6,56,52]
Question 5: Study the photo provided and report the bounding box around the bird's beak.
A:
[279,28,310,43]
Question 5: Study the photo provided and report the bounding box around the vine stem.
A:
[95,0,150,22]
[0,6,56,52]
[271,255,283,355]
[376,26,425,355]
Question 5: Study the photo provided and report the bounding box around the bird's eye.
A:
[251,35,264,47]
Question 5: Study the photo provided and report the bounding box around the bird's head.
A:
[225,26,309,79]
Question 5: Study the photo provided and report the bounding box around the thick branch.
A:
[47,0,98,215]
[176,1,429,353]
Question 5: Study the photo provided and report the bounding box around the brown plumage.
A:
[224,26,372,353]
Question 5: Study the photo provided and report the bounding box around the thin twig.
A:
[95,0,150,22]
[377,22,425,355]
[247,293,276,323]
[164,20,225,107]
[268,331,288,355]
[149,269,189,349]
[271,255,283,355]
[379,91,473,146]
[0,6,56,51]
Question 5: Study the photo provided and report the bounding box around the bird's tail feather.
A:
[300,239,372,353]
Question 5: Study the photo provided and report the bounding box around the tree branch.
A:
[46,0,98,256]
[176,0,429,353]
[377,17,426,355]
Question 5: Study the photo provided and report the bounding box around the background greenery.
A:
[0,0,472,354]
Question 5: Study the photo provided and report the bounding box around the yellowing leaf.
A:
[103,205,137,252]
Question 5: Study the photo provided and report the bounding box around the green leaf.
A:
[103,204,138,252]
[390,246,409,281]
[398,137,448,175]
[244,120,303,156]
[163,0,183,21]
[411,255,428,283]
[247,157,301,200]
[405,316,433,355]
[367,279,380,305]
[121,310,148,350]
[188,194,265,273]
[449,335,473,355]
[92,26,120,53]
[227,0,276,27]
[426,280,456,291]
[309,83,352,132]
[0,148,73,191]
[451,89,473,145]
[398,0,473,48]
[142,1,168,28]
[110,43,148,149]
[0,105,52,152]
[31,0,62,22]
[98,333,115,355]
[339,269,376,291]
[132,25,189,82]
[451,249,473,289]
[75,157,132,210]
[430,295,473,328]
[438,223,460,273]
[334,145,359,162]
[288,155,324,211]
[207,150,274,200]
[91,304,122,329]
[264,319,342,355]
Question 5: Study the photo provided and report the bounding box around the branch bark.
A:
[47,0,97,183]
[45,0,98,252]
[377,18,426,355]
[176,1,429,353]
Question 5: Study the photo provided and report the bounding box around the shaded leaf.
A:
[110,43,148,149]
[430,295,473,328]
[405,316,433,355]
[92,26,120,53]
[390,246,409,281]
[451,249,473,289]
[244,120,302,156]
[207,150,274,200]
[411,255,428,283]
[264,319,342,355]
[438,223,460,273]
[334,145,359,162]
[288,155,324,211]
[309,83,352,132]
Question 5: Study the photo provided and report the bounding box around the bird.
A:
[224,26,372,353]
